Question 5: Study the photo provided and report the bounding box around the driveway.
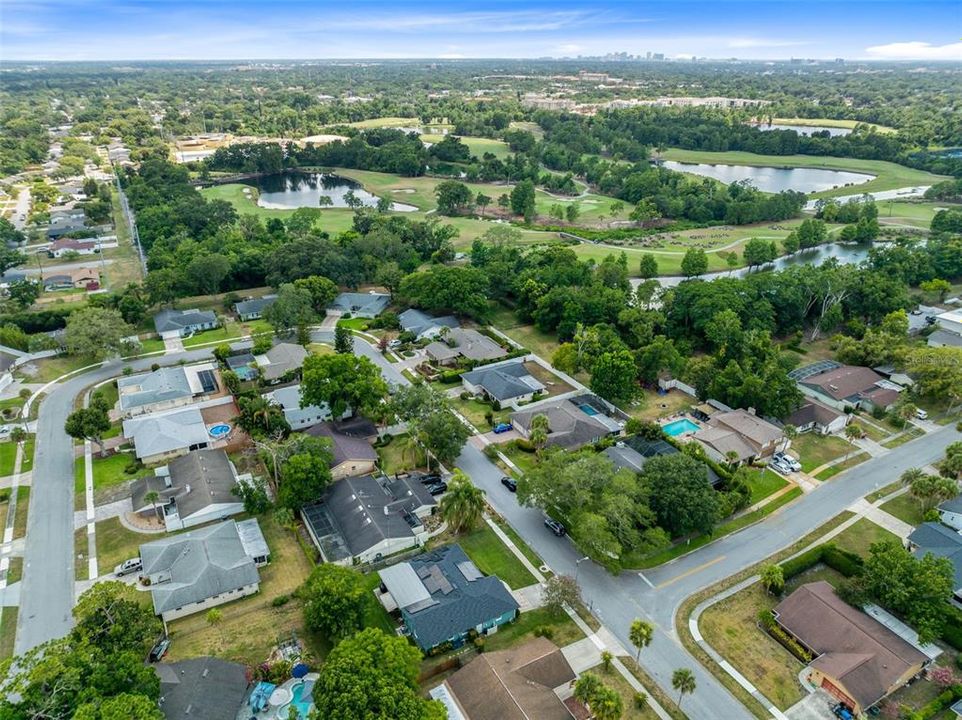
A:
[786,689,839,720]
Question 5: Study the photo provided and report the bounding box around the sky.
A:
[1,0,960,62]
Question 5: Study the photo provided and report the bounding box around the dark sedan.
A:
[500,476,517,492]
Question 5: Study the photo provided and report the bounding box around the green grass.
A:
[420,134,513,161]
[877,200,951,228]
[343,116,420,129]
[770,117,895,133]
[20,354,100,383]
[490,515,550,578]
[626,487,803,569]
[814,452,870,480]
[880,493,925,528]
[498,443,540,477]
[182,323,243,347]
[12,486,29,540]
[95,516,150,573]
[789,433,854,473]
[660,149,949,200]
[0,436,34,477]
[831,517,900,556]
[75,451,142,495]
[75,526,89,580]
[336,317,371,331]
[584,661,663,720]
[376,434,423,475]
[450,396,511,430]
[866,480,902,503]
[746,468,790,505]
[881,426,925,449]
[443,524,536,590]
[482,607,584,652]
[488,307,562,361]
[0,608,18,660]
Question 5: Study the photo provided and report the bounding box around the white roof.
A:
[122,407,210,459]
[379,562,432,609]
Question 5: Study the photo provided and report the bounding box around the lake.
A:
[755,123,852,137]
[238,172,417,212]
[662,160,875,194]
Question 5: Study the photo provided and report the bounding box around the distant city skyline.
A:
[1,0,960,63]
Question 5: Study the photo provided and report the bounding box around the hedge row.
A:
[780,543,864,581]
[906,685,962,720]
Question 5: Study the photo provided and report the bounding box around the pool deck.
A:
[241,674,320,720]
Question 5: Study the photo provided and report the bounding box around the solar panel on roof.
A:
[197,369,218,393]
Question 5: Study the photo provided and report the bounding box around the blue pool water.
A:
[207,423,231,439]
[663,419,700,437]
[579,404,599,416]
[287,681,313,718]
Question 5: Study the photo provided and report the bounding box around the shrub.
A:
[483,445,499,460]
[514,438,536,453]
[124,461,141,475]
[271,594,290,607]
[821,546,864,577]
[150,363,160,372]
[473,636,485,653]
[633,693,649,710]
[0,489,10,503]
[765,621,813,662]
[459,391,471,400]
[533,626,554,639]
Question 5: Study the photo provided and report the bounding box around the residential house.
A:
[301,473,436,565]
[122,406,211,464]
[330,291,391,318]
[431,637,579,720]
[426,328,508,366]
[225,352,258,381]
[784,398,849,436]
[153,308,218,338]
[929,308,962,348]
[907,523,962,601]
[139,520,262,621]
[511,395,623,450]
[377,544,519,652]
[129,449,246,531]
[46,221,88,239]
[47,238,99,258]
[0,344,29,394]
[263,384,346,431]
[42,266,100,292]
[791,361,903,413]
[254,342,308,384]
[462,360,545,407]
[693,408,787,465]
[155,657,249,720]
[234,294,277,321]
[306,420,378,479]
[939,497,962,533]
[606,436,722,486]
[399,308,459,340]
[773,581,929,714]
[117,362,219,416]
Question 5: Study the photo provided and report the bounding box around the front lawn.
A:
[0,436,34,477]
[0,608,18,660]
[75,450,142,496]
[433,523,535,590]
[95,516,151,573]
[880,493,925,528]
[789,433,854,473]
[376,434,424,475]
[745,468,789,505]
[498,442,540,476]
[449,396,510,430]
[584,661,663,720]
[814,452,869,480]
[482,607,584,652]
[881,426,925,449]
[12,486,29,540]
[831,517,900,556]
[182,323,242,348]
[336,317,371,331]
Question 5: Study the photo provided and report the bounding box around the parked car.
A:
[544,517,566,536]
[773,452,801,472]
[770,460,792,475]
[426,481,448,496]
[915,408,929,420]
[500,476,517,492]
[0,425,9,436]
[419,473,442,485]
[911,309,923,316]
[492,422,513,434]
[148,637,170,663]
[114,557,142,577]
[388,339,402,349]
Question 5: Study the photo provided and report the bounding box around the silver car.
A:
[114,557,142,577]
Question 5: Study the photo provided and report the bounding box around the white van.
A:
[915,408,928,421]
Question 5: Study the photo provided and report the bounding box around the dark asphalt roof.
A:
[385,544,519,651]
[156,657,249,720]
[909,522,962,589]
[234,294,277,317]
[154,308,217,334]
[462,361,544,402]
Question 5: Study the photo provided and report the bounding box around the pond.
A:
[237,172,417,212]
[662,160,875,194]
[755,123,852,137]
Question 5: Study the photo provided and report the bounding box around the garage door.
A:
[820,677,855,709]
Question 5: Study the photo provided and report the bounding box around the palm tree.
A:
[629,619,654,662]
[783,424,798,441]
[672,668,696,710]
[438,471,486,534]
[844,423,864,441]
[144,490,162,523]
[590,686,623,720]
[573,673,602,706]
[724,450,740,469]
[900,467,925,487]
[529,413,550,455]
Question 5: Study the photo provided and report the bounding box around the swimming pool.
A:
[280,680,314,719]
[579,404,600,416]
[663,418,699,437]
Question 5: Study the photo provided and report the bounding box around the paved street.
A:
[457,423,962,720]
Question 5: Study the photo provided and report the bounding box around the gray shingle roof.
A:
[909,522,962,589]
[154,308,217,334]
[399,308,459,336]
[462,361,545,402]
[940,495,962,515]
[156,657,249,720]
[168,449,238,521]
[118,366,193,411]
[234,294,277,317]
[306,421,377,467]
[122,406,210,459]
[426,328,507,363]
[603,444,648,473]
[263,384,331,427]
[255,342,308,381]
[383,544,519,651]
[140,520,260,614]
[306,474,436,558]
[330,292,391,316]
[510,399,613,450]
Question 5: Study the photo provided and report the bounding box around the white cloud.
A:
[864,41,962,60]
[555,43,584,54]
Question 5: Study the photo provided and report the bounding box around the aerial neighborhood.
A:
[0,20,961,720]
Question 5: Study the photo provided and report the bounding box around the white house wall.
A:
[159,582,259,621]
